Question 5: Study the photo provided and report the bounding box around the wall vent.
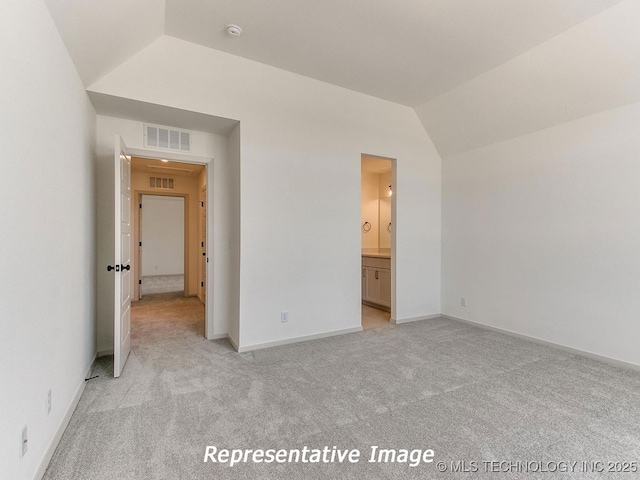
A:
[144,124,191,152]
[149,176,175,190]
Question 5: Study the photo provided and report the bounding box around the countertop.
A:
[361,248,391,259]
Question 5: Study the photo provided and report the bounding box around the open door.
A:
[113,135,132,377]
[199,185,207,304]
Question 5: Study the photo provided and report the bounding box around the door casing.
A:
[135,192,190,301]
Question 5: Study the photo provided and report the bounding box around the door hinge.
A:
[138,279,142,285]
[200,282,204,287]
[139,242,142,247]
[201,242,204,247]
[139,203,142,209]
[200,201,204,207]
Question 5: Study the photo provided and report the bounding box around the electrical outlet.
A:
[20,426,27,459]
[461,297,467,307]
[281,311,288,323]
[46,389,52,415]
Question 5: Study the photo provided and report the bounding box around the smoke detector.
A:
[225,24,242,37]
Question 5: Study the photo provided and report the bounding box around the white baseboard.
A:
[237,326,363,353]
[441,314,640,372]
[392,313,441,325]
[34,354,96,480]
[205,333,239,351]
[362,300,390,312]
[97,348,113,357]
[208,332,228,341]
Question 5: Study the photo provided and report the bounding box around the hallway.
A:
[131,292,205,346]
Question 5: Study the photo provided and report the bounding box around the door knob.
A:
[121,264,131,271]
[107,265,115,272]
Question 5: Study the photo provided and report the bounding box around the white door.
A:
[113,135,132,377]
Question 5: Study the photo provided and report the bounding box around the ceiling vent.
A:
[149,176,175,190]
[144,124,191,152]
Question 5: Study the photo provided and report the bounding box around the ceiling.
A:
[362,155,392,174]
[45,0,621,106]
[131,156,205,178]
[89,92,238,136]
[44,0,165,88]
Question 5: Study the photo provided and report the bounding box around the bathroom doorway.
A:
[361,154,395,329]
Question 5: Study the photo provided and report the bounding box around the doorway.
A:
[130,156,207,340]
[139,194,185,296]
[361,154,395,329]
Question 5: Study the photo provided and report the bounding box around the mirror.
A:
[378,175,391,248]
[361,156,392,251]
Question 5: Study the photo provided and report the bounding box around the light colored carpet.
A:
[140,275,185,295]
[43,299,640,479]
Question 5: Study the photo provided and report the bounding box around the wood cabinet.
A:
[362,256,391,309]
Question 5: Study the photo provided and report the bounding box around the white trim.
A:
[126,147,211,165]
[441,314,640,372]
[34,355,96,480]
[362,300,390,312]
[392,313,441,325]
[97,348,113,357]
[209,333,228,340]
[237,327,363,353]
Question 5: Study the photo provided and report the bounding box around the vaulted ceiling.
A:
[44,0,620,104]
[45,0,638,156]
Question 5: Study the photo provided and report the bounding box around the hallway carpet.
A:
[44,299,640,479]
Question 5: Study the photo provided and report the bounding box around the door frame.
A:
[135,192,190,301]
[125,147,213,339]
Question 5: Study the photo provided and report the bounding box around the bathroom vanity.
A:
[362,251,391,310]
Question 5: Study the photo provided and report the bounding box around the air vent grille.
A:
[144,124,191,152]
[149,176,175,190]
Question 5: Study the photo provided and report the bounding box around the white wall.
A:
[95,115,233,353]
[89,35,442,349]
[0,2,96,479]
[141,195,184,276]
[442,100,640,367]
